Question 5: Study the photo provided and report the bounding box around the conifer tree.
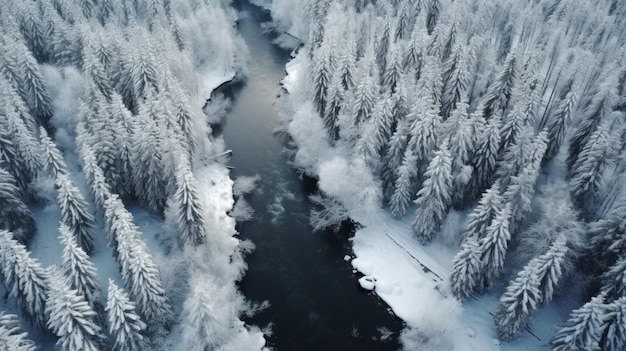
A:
[533,235,568,304]
[382,121,409,201]
[450,237,482,299]
[60,224,99,305]
[0,99,41,191]
[601,255,626,300]
[403,25,424,73]
[0,313,36,351]
[46,272,105,351]
[494,261,542,341]
[106,280,147,351]
[441,45,469,119]
[0,169,36,244]
[312,41,333,116]
[370,94,395,157]
[567,71,619,170]
[56,173,96,254]
[550,294,606,351]
[79,145,113,210]
[503,166,539,235]
[390,149,418,218]
[412,142,453,242]
[467,118,501,199]
[323,73,344,141]
[104,195,171,324]
[40,127,69,177]
[478,204,512,289]
[479,55,518,119]
[130,109,167,213]
[545,90,577,161]
[0,230,49,328]
[173,164,207,246]
[16,0,49,62]
[462,181,504,240]
[382,43,404,93]
[351,73,377,126]
[602,297,626,351]
[13,38,53,125]
[406,94,442,170]
[569,126,615,210]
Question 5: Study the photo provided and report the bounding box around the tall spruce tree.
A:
[0,230,49,328]
[106,280,147,351]
[412,142,453,242]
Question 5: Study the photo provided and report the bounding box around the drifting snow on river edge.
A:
[278,47,572,351]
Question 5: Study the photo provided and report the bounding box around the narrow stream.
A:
[220,1,403,349]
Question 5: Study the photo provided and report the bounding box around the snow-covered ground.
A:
[281,50,570,351]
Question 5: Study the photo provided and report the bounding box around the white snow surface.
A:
[280,51,569,351]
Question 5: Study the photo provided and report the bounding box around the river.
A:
[219,1,404,349]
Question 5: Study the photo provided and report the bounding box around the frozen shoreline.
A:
[280,50,568,351]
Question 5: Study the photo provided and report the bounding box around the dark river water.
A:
[218,1,404,350]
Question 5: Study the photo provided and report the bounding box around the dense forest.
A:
[261,0,626,349]
[0,0,265,350]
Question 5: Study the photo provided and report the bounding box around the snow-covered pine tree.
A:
[411,142,453,242]
[601,255,626,300]
[445,103,474,207]
[79,145,113,210]
[503,166,539,235]
[499,103,530,154]
[462,181,504,240]
[550,294,607,351]
[0,230,49,328]
[0,313,36,351]
[406,93,442,171]
[569,125,615,211]
[382,43,404,93]
[479,54,518,120]
[0,168,36,244]
[450,236,482,299]
[374,16,391,72]
[11,36,53,126]
[173,164,207,246]
[533,235,568,305]
[466,118,501,200]
[46,272,105,351]
[441,44,469,119]
[426,0,441,34]
[496,127,533,190]
[403,24,424,74]
[370,93,395,158]
[544,90,577,161]
[567,70,619,170]
[494,261,542,341]
[117,236,172,327]
[602,297,626,351]
[0,96,41,191]
[60,224,99,306]
[103,195,172,325]
[351,71,377,126]
[39,127,69,177]
[312,39,333,116]
[478,204,512,289]
[323,72,344,141]
[390,149,418,218]
[56,173,96,254]
[106,280,147,351]
[16,0,49,63]
[382,120,409,201]
[130,107,167,213]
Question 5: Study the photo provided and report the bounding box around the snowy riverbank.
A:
[279,48,569,351]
